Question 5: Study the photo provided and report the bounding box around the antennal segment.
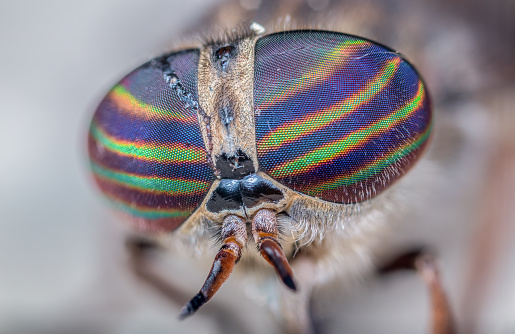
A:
[252,209,297,291]
[180,215,247,319]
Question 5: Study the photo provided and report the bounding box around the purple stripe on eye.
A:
[95,176,205,211]
[88,135,212,180]
[92,99,204,145]
[254,30,432,204]
[89,49,213,231]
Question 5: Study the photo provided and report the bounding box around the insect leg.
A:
[378,249,455,334]
[180,215,247,319]
[252,208,297,291]
[126,236,257,332]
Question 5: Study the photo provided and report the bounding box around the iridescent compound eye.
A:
[88,50,213,232]
[253,31,432,203]
[88,28,435,319]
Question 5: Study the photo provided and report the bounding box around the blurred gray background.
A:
[1,0,514,333]
[0,1,219,333]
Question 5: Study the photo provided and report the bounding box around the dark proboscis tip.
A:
[282,273,297,291]
[179,242,240,320]
[260,239,297,292]
[179,292,207,320]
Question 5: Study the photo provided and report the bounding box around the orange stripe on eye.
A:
[90,121,206,165]
[256,40,371,111]
[90,160,211,195]
[302,123,432,194]
[268,81,426,177]
[257,57,402,151]
[108,85,197,124]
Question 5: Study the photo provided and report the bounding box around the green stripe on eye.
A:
[269,81,426,177]
[258,57,401,150]
[91,162,210,195]
[90,122,206,164]
[257,39,371,109]
[110,200,193,219]
[305,123,432,193]
[110,85,196,123]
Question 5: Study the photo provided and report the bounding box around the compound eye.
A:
[253,31,432,203]
[88,50,213,232]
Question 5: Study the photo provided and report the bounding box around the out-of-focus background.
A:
[0,1,220,333]
[0,0,514,333]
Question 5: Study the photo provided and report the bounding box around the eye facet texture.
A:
[253,31,432,204]
[88,50,213,232]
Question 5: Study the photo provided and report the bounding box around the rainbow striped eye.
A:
[253,31,432,203]
[88,50,213,232]
[88,29,432,233]
[88,28,434,317]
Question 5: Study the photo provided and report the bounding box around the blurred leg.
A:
[379,249,455,334]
